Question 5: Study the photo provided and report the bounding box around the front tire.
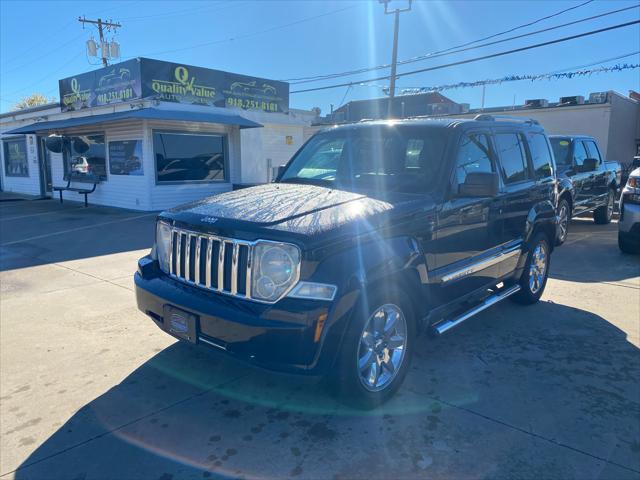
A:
[331,287,416,409]
[618,232,640,254]
[593,188,615,224]
[556,198,571,245]
[511,232,551,305]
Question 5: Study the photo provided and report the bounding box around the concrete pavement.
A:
[1,199,638,479]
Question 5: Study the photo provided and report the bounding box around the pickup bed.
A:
[549,135,621,244]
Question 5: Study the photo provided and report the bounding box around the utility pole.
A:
[380,0,412,118]
[78,16,121,67]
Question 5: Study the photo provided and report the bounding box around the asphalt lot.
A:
[0,198,638,480]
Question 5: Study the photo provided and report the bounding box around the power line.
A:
[119,1,243,22]
[123,5,356,60]
[290,19,640,94]
[286,3,639,84]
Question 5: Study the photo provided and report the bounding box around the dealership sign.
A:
[59,58,289,113]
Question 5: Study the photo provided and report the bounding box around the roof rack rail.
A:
[474,114,539,125]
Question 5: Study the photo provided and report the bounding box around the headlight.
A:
[251,242,300,302]
[156,221,172,273]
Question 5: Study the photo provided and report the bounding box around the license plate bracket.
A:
[163,305,198,344]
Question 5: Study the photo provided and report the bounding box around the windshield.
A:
[549,137,572,166]
[279,126,449,193]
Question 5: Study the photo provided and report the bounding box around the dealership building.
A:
[0,58,315,211]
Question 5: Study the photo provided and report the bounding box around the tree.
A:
[12,93,56,111]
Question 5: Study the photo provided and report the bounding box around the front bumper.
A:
[134,256,349,375]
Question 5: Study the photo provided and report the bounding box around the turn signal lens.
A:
[287,282,337,301]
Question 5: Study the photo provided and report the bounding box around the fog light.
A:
[287,282,337,301]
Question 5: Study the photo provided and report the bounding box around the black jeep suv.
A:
[135,116,558,407]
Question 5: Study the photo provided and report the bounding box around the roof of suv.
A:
[548,134,596,141]
[319,116,543,134]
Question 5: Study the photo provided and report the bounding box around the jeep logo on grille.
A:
[202,216,219,224]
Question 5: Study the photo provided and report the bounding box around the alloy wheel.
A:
[357,304,407,392]
[558,204,569,243]
[528,243,548,294]
[607,191,615,220]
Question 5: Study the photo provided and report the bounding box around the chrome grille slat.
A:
[231,243,239,295]
[205,238,213,288]
[217,240,226,293]
[194,237,201,284]
[184,234,191,281]
[167,227,251,300]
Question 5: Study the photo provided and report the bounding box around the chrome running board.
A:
[432,284,521,335]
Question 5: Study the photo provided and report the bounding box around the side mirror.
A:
[583,158,598,172]
[458,172,499,197]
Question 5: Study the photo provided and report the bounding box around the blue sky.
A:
[1,0,639,114]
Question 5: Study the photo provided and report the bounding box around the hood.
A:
[163,183,429,238]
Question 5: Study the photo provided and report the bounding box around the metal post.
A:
[388,9,400,118]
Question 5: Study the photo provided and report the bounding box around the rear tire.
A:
[331,286,416,409]
[511,232,551,305]
[593,188,615,224]
[556,198,571,246]
[618,232,640,254]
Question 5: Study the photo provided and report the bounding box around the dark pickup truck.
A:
[549,135,622,244]
[135,116,558,408]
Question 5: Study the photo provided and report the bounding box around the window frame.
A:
[582,139,602,165]
[152,130,229,185]
[493,131,532,186]
[2,135,29,178]
[450,130,497,195]
[525,132,555,180]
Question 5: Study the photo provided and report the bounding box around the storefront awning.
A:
[5,107,263,134]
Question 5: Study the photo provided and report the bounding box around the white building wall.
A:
[0,134,42,196]
[50,120,151,210]
[240,123,304,183]
[607,93,640,166]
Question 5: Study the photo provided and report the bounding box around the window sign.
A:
[153,132,226,184]
[109,140,143,176]
[3,138,29,177]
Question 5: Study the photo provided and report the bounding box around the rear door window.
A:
[527,133,554,179]
[573,141,589,169]
[494,133,529,184]
[583,140,602,164]
[454,133,495,189]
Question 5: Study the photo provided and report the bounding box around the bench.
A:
[53,175,100,207]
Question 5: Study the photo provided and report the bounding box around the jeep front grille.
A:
[168,228,252,299]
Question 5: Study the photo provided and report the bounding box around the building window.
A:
[154,131,227,184]
[109,140,143,176]
[64,134,107,181]
[3,137,29,177]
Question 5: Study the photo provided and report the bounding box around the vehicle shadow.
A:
[12,301,640,479]
[550,218,639,284]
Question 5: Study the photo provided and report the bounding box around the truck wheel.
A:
[331,287,416,409]
[593,189,615,224]
[511,232,550,305]
[556,199,571,245]
[618,232,639,254]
